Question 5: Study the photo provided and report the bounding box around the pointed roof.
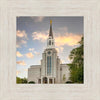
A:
[49,20,53,38]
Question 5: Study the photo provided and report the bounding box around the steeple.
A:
[49,20,53,38]
[47,20,55,48]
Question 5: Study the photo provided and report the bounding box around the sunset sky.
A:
[16,17,83,78]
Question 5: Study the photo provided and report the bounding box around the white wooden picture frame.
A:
[0,0,100,100]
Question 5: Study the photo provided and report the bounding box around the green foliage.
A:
[28,81,35,84]
[16,77,36,84]
[68,37,84,83]
[16,77,27,84]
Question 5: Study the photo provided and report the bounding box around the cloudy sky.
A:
[16,16,83,78]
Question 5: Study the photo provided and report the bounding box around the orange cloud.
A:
[24,69,28,71]
[61,60,66,64]
[59,47,64,52]
[16,30,28,39]
[55,33,82,46]
[32,31,82,47]
[16,44,20,48]
[56,46,64,53]
[56,48,59,53]
[25,52,34,58]
[16,70,21,75]
[67,56,71,62]
[32,32,48,42]
[16,61,26,66]
[16,51,23,57]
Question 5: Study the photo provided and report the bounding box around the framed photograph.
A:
[16,16,83,84]
[0,0,100,100]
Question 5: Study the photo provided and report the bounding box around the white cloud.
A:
[28,48,40,55]
[32,32,48,42]
[34,51,40,55]
[56,46,64,53]
[29,48,34,51]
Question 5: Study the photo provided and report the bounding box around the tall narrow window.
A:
[47,56,51,75]
[49,40,51,45]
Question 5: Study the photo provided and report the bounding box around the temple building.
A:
[28,20,70,84]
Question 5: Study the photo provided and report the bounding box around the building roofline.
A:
[30,65,41,68]
[60,64,67,65]
[60,64,69,66]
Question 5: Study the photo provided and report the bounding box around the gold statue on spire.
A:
[50,20,52,25]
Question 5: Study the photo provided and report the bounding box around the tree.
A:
[68,37,84,83]
[16,77,22,83]
[21,77,27,83]
[16,77,28,84]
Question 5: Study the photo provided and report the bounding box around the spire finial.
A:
[49,20,53,38]
[50,20,52,25]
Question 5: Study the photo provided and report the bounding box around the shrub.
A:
[65,81,73,84]
[28,81,35,84]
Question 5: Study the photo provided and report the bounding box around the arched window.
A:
[49,40,51,45]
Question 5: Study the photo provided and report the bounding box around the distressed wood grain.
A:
[0,0,100,100]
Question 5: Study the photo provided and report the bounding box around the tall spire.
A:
[47,20,55,48]
[49,20,53,38]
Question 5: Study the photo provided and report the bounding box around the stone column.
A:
[52,78,54,84]
[41,77,43,84]
[48,78,49,84]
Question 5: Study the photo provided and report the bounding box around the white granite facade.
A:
[28,56,70,84]
[28,20,70,84]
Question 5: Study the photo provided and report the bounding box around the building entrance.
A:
[49,79,52,84]
[43,77,47,84]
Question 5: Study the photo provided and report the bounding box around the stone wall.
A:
[28,65,41,83]
[60,64,70,83]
